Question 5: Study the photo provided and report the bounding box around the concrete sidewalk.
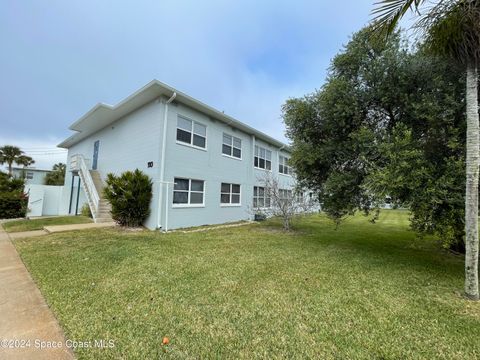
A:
[0,227,74,359]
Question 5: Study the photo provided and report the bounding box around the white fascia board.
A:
[57,79,291,151]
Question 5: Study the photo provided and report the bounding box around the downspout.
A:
[278,144,285,170]
[252,135,256,162]
[68,174,75,214]
[157,92,177,230]
[251,134,256,220]
[75,177,81,215]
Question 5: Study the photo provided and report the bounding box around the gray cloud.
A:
[1,0,375,168]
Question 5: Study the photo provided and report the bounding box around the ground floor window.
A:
[173,178,205,205]
[279,189,293,200]
[221,183,241,205]
[253,186,271,208]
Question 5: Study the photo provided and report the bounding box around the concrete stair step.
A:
[89,170,105,194]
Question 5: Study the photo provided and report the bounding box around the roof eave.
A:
[58,80,290,151]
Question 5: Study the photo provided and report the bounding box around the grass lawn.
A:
[14,210,480,359]
[3,216,92,233]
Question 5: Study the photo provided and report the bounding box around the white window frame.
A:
[254,145,272,171]
[176,115,208,150]
[253,186,271,208]
[26,171,34,179]
[220,183,241,207]
[172,177,206,208]
[279,189,293,200]
[222,133,242,160]
[279,155,291,176]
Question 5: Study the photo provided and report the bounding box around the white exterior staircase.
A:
[70,154,113,223]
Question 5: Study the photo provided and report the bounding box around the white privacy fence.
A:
[25,184,64,217]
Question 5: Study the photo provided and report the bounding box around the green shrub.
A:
[80,203,92,218]
[0,171,27,219]
[103,169,152,227]
[0,192,28,219]
[0,171,24,192]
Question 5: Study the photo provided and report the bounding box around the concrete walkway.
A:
[44,221,116,234]
[5,222,117,241]
[0,227,74,359]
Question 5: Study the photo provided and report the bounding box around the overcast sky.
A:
[0,0,378,169]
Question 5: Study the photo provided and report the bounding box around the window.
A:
[279,155,291,175]
[26,172,34,179]
[254,145,272,170]
[221,183,241,205]
[253,186,271,208]
[279,189,293,200]
[176,116,207,149]
[222,134,242,159]
[173,178,205,206]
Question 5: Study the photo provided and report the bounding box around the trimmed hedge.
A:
[0,192,28,219]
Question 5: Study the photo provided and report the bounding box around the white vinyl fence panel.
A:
[25,184,63,217]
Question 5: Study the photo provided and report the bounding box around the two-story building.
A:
[12,167,51,185]
[58,80,295,230]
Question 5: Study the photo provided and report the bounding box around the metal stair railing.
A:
[70,154,100,220]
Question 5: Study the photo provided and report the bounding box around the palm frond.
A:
[371,0,427,35]
[418,0,480,64]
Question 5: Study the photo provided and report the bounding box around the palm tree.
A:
[372,0,480,300]
[44,162,66,185]
[0,145,35,177]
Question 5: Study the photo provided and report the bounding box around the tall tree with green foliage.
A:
[373,0,479,300]
[283,26,469,292]
[0,145,34,176]
[44,163,66,185]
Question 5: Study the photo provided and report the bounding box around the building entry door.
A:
[92,140,100,170]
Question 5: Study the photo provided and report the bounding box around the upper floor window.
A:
[173,177,205,206]
[222,134,242,159]
[253,186,271,208]
[221,183,241,205]
[176,116,207,149]
[254,145,272,170]
[279,155,291,175]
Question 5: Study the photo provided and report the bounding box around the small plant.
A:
[253,173,317,230]
[103,169,153,227]
[80,203,92,218]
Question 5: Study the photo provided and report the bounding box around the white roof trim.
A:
[58,80,290,150]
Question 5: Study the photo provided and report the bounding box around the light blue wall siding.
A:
[61,99,165,229]
[160,102,296,230]
[61,97,295,230]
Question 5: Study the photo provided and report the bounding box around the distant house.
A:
[12,167,51,185]
[57,80,295,230]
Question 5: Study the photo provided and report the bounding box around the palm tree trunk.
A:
[465,62,479,300]
[8,162,13,177]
